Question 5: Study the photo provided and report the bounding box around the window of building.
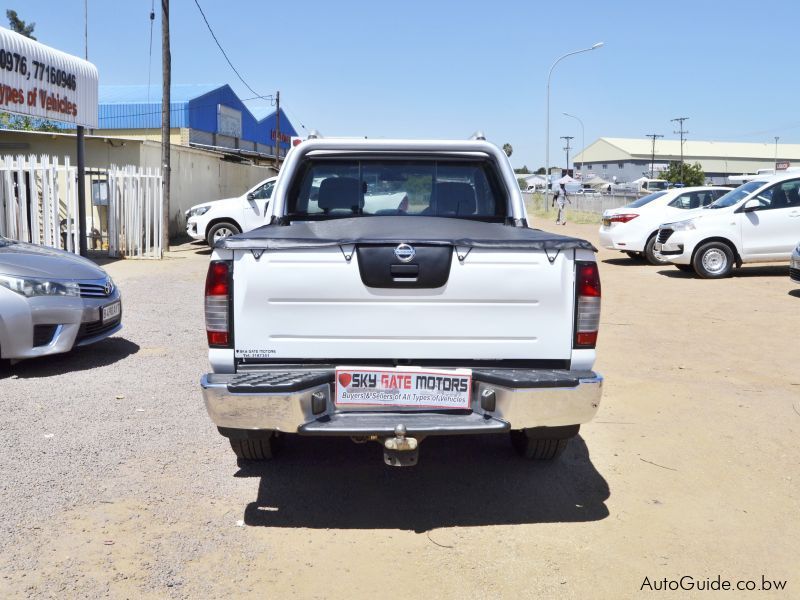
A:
[618,162,624,169]
[602,164,607,170]
[587,164,593,170]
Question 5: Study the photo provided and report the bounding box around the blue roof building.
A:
[93,84,298,161]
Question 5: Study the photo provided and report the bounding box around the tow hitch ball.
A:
[383,424,419,467]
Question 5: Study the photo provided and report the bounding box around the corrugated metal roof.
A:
[577,137,800,162]
[99,84,223,104]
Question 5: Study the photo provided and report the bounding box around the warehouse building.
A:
[572,137,800,184]
[87,84,298,163]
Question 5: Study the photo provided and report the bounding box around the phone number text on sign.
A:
[335,367,472,409]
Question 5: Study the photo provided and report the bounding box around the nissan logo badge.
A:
[394,243,416,263]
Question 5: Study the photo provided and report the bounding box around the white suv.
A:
[186,176,277,246]
[655,173,800,278]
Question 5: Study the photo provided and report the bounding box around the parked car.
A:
[790,242,800,284]
[0,238,122,360]
[575,188,601,196]
[599,186,730,264]
[185,176,277,246]
[200,137,603,467]
[655,172,800,278]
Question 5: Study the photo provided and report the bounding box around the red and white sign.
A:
[335,366,472,409]
[776,161,790,171]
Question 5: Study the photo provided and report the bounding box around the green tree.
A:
[6,9,35,39]
[534,167,546,175]
[502,143,513,157]
[517,177,527,190]
[514,165,530,174]
[1,10,59,132]
[660,161,706,186]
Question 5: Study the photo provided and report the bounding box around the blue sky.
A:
[14,0,800,169]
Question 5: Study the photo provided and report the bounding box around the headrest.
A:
[435,182,477,215]
[317,177,363,211]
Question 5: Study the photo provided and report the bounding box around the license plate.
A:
[335,366,472,409]
[102,301,121,322]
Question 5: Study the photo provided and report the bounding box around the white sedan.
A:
[790,242,800,284]
[598,186,730,264]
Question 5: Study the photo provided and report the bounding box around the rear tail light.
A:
[205,260,232,348]
[608,213,639,223]
[574,261,601,348]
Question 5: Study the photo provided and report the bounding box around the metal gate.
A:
[0,154,162,259]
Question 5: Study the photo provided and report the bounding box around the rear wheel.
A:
[623,251,641,260]
[692,242,735,279]
[223,429,279,461]
[206,221,241,247]
[229,437,276,461]
[644,234,670,265]
[510,425,579,461]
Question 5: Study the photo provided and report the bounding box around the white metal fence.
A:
[523,191,637,215]
[108,166,163,259]
[0,154,162,259]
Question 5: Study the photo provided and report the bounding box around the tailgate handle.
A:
[390,264,419,279]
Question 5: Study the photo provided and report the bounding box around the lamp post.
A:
[545,42,603,197]
[563,112,584,177]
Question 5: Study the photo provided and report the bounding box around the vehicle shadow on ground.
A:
[237,434,609,532]
[789,289,800,298]
[658,265,789,279]
[1,337,139,379]
[602,257,646,266]
[168,241,211,256]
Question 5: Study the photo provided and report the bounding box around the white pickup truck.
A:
[200,138,603,466]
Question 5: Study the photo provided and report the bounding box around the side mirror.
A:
[247,192,256,201]
[742,198,762,212]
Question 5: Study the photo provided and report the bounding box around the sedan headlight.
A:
[664,219,696,231]
[0,274,80,297]
[188,206,211,218]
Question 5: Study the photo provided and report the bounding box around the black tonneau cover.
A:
[218,216,596,252]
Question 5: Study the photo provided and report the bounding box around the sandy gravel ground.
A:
[1,222,797,599]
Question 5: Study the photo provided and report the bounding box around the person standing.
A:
[552,183,571,225]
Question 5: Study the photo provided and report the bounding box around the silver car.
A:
[0,237,122,360]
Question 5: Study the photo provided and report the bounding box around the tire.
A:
[229,436,276,461]
[692,241,735,279]
[206,221,241,247]
[644,234,670,266]
[623,251,640,260]
[510,425,579,461]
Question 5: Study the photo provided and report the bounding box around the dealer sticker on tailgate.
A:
[335,366,472,409]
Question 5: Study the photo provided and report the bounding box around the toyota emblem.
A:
[394,243,415,263]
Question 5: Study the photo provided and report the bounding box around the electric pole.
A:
[161,0,171,252]
[671,117,689,184]
[774,136,779,172]
[560,136,574,176]
[645,134,663,179]
[274,90,280,170]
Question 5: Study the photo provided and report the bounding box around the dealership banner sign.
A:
[0,26,98,128]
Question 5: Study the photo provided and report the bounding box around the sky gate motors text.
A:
[350,372,469,392]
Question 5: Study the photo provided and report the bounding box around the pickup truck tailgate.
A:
[232,246,576,361]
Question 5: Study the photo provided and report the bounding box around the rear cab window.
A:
[286,159,508,221]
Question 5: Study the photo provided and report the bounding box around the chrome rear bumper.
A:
[201,368,603,435]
